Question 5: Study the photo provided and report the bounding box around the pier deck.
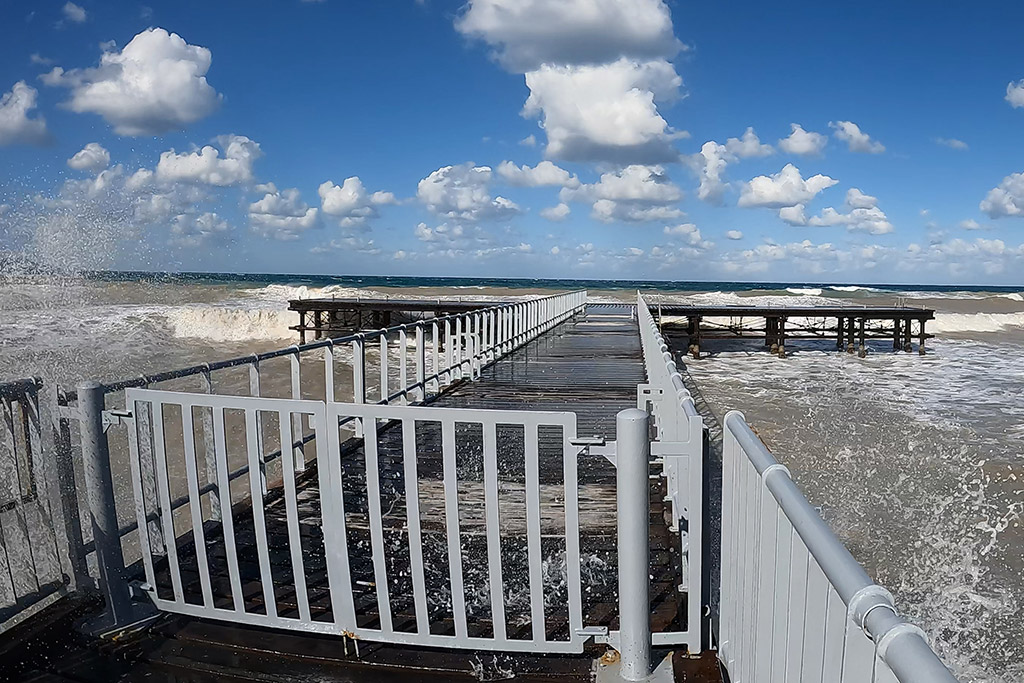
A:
[5,304,720,682]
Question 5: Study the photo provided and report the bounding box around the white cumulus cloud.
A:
[561,164,684,222]
[0,81,49,146]
[171,212,230,247]
[778,123,827,156]
[726,230,743,240]
[44,28,221,136]
[540,202,571,221]
[455,0,681,72]
[318,177,396,226]
[62,2,86,22]
[738,163,838,209]
[935,137,968,151]
[830,120,885,154]
[980,172,1024,218]
[67,142,110,173]
[156,135,261,186]
[1006,80,1024,109]
[781,187,893,235]
[496,160,579,187]
[249,187,319,240]
[417,163,520,222]
[725,127,773,158]
[522,58,683,163]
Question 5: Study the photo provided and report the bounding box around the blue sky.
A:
[2,0,1024,284]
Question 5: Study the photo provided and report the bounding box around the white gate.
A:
[125,388,586,653]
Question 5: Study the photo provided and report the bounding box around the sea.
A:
[0,272,1021,682]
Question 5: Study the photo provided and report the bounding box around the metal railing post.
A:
[616,408,651,681]
[77,381,134,628]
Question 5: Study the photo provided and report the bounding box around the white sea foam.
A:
[930,312,1024,334]
[829,285,884,293]
[786,287,823,296]
[162,305,295,342]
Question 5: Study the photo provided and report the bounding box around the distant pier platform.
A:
[288,296,506,342]
[653,302,936,357]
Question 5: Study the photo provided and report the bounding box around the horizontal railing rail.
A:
[720,411,958,683]
[635,292,706,653]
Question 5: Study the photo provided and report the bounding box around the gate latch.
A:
[570,437,616,466]
[101,410,133,432]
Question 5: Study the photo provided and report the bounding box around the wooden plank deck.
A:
[42,304,716,682]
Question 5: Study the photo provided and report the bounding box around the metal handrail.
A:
[722,412,958,682]
[636,292,700,419]
[60,290,587,399]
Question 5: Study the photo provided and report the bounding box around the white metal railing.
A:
[123,389,586,652]
[72,290,588,630]
[720,411,958,683]
[0,378,80,633]
[635,293,706,653]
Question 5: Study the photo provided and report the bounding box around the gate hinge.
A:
[101,409,133,432]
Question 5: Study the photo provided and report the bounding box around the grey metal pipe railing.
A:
[723,411,958,683]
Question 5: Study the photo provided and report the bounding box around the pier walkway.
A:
[0,292,959,683]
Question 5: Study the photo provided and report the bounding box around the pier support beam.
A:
[919,319,927,355]
[687,316,701,359]
[904,319,912,352]
[778,317,787,358]
[837,317,845,350]
[847,316,856,353]
[858,317,867,358]
[893,318,901,351]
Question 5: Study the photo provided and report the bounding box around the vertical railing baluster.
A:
[401,419,429,634]
[399,327,409,404]
[289,351,305,471]
[249,358,267,492]
[379,330,389,402]
[324,340,336,403]
[244,408,277,618]
[200,367,220,521]
[415,325,425,402]
[431,321,440,394]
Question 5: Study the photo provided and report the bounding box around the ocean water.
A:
[1,272,1022,681]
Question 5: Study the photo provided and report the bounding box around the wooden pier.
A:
[654,303,935,358]
[289,297,507,342]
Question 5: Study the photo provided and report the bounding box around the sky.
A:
[2,0,1024,284]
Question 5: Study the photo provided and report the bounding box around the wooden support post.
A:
[778,317,787,358]
[298,310,307,344]
[837,317,845,350]
[904,318,913,352]
[691,316,701,359]
[893,318,901,350]
[919,319,927,355]
[858,317,867,358]
[313,310,323,340]
[847,315,856,353]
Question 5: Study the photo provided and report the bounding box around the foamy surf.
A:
[931,312,1024,334]
[162,305,295,342]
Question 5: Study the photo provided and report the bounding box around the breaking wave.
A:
[162,305,295,342]
[786,287,823,296]
[931,312,1024,334]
